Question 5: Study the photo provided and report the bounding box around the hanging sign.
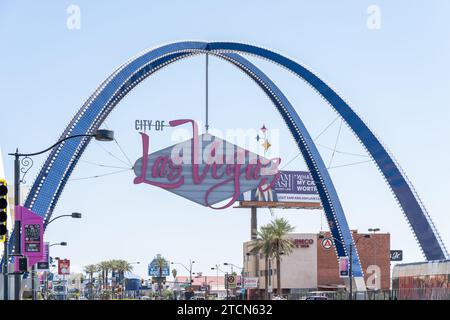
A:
[339,257,349,278]
[37,242,50,271]
[58,259,70,275]
[133,119,280,209]
[15,206,44,268]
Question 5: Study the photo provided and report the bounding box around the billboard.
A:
[58,259,70,275]
[148,257,170,277]
[238,170,321,207]
[133,119,280,210]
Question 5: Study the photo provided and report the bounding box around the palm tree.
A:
[115,259,133,298]
[83,264,98,299]
[97,261,112,290]
[267,218,295,296]
[250,225,275,299]
[155,254,168,296]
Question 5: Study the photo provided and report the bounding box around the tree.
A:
[250,225,275,299]
[115,259,133,298]
[97,261,112,290]
[155,254,168,296]
[267,218,295,296]
[250,218,295,299]
[83,264,98,299]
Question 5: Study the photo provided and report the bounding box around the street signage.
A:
[243,277,259,289]
[133,119,280,210]
[390,250,403,261]
[226,274,237,289]
[321,237,333,250]
[16,205,44,268]
[37,242,50,271]
[58,259,70,275]
[339,257,349,278]
[148,257,170,277]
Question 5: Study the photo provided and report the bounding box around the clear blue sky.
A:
[1,1,449,279]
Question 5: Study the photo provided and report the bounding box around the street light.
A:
[224,262,244,300]
[171,260,195,291]
[46,212,82,227]
[318,233,370,300]
[212,264,230,300]
[49,242,67,247]
[368,228,380,291]
[6,129,113,300]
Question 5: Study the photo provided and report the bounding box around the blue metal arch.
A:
[23,41,447,264]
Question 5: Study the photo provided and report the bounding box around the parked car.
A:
[305,295,328,300]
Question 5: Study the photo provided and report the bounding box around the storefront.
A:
[243,230,390,298]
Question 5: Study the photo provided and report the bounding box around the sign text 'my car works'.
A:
[133,119,280,209]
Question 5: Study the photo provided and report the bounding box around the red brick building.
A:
[243,230,390,296]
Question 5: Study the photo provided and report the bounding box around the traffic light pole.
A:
[13,151,22,300]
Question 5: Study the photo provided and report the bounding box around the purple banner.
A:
[16,205,44,268]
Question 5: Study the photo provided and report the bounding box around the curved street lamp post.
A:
[4,129,113,300]
[319,233,370,300]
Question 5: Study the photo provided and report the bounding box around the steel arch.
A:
[22,41,447,264]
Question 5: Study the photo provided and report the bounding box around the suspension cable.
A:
[69,168,132,181]
[327,119,343,169]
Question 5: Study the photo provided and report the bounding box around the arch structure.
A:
[13,42,447,285]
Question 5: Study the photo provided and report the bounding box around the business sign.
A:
[339,257,349,278]
[243,277,259,289]
[58,259,70,275]
[133,119,280,210]
[238,171,321,207]
[148,258,170,277]
[37,242,50,271]
[15,206,44,268]
[390,250,403,261]
[321,237,333,250]
[226,274,237,289]
[293,238,314,248]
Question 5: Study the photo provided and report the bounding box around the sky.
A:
[0,1,449,280]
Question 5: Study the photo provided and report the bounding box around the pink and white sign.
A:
[15,205,44,268]
[133,119,281,209]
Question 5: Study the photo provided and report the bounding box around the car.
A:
[305,295,328,300]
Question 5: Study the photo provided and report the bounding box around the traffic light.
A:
[0,179,8,242]
[18,257,28,272]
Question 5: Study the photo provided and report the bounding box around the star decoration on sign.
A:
[262,139,271,152]
[260,124,267,134]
